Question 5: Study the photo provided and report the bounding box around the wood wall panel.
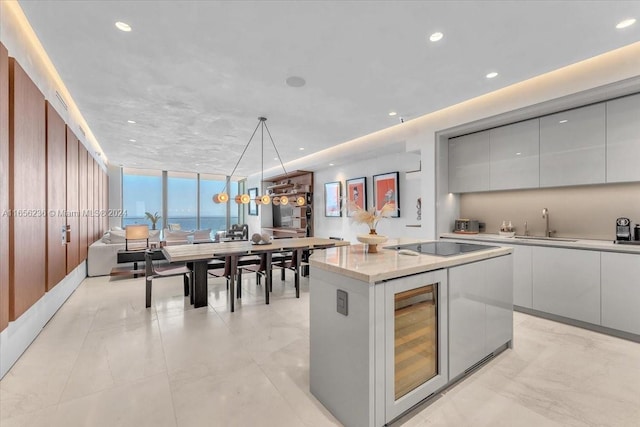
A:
[86,155,93,246]
[8,58,46,320]
[93,159,99,241]
[103,170,108,233]
[45,102,67,290]
[78,145,88,261]
[65,128,79,273]
[0,43,9,332]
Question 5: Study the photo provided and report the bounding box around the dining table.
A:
[161,237,349,311]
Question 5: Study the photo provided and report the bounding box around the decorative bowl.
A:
[357,234,388,253]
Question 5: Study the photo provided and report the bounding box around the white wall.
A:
[313,152,422,242]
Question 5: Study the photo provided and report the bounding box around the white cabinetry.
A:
[449,255,512,379]
[601,252,640,335]
[606,93,640,183]
[448,130,490,193]
[539,104,606,187]
[513,245,533,309]
[532,247,600,324]
[489,119,539,190]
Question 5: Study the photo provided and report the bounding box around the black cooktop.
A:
[385,241,497,257]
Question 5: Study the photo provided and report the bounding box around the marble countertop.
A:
[308,238,512,284]
[441,232,640,254]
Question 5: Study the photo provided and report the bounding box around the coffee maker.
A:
[615,217,632,241]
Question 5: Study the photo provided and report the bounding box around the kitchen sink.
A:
[514,236,577,242]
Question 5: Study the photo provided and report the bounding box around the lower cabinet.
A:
[513,245,533,308]
[532,247,600,325]
[449,255,513,379]
[601,252,640,335]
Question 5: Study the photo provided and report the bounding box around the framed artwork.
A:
[373,172,400,217]
[346,177,367,216]
[324,181,342,217]
[248,187,258,216]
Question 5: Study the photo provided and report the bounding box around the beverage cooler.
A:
[382,270,449,422]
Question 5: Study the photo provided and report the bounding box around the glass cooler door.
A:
[383,270,449,423]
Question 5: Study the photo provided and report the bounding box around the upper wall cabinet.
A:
[606,93,640,183]
[489,119,539,190]
[448,130,490,193]
[539,104,606,187]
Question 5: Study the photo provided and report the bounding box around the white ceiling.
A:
[18,0,640,176]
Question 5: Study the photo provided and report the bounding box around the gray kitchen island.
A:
[308,239,513,426]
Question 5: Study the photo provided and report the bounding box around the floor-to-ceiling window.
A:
[121,167,162,229]
[121,168,244,232]
[167,171,198,231]
[199,174,240,232]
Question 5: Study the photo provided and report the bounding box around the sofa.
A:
[87,227,213,276]
[87,228,161,276]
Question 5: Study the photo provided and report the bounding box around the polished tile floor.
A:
[1,272,639,426]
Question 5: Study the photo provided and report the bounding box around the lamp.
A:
[125,224,149,250]
[212,117,306,207]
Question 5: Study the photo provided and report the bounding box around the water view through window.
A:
[122,168,241,233]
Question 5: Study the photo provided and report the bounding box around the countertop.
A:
[441,232,640,254]
[308,238,512,284]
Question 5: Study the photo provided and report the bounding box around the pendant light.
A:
[213,117,294,205]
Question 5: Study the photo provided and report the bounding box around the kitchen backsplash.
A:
[459,182,640,241]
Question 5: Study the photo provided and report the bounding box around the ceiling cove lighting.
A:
[212,117,305,207]
[115,21,132,32]
[486,71,499,79]
[429,32,443,42]
[616,18,636,29]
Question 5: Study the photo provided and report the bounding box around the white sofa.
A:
[87,229,160,277]
[87,228,212,276]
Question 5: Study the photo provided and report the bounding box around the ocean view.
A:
[122,216,238,232]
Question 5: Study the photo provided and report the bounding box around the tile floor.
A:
[1,272,639,427]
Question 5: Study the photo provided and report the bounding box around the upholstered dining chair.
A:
[145,250,191,308]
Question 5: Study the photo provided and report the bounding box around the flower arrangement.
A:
[349,202,395,233]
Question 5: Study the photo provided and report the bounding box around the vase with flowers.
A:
[350,202,394,253]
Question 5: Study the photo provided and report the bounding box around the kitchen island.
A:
[308,239,513,427]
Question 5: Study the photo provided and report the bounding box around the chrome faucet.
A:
[542,208,554,237]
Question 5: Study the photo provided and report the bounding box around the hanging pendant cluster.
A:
[212,117,305,207]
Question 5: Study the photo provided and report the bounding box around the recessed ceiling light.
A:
[115,21,132,32]
[127,120,136,124]
[274,157,278,160]
[299,147,304,151]
[616,18,636,29]
[559,119,568,124]
[388,111,397,116]
[486,72,498,79]
[429,32,443,42]
[286,76,306,87]
[129,139,136,142]
[329,163,334,166]
[516,152,522,156]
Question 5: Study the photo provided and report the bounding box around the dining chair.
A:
[206,249,249,311]
[271,245,310,298]
[145,250,191,308]
[208,255,245,298]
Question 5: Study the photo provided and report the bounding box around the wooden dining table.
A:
[162,237,349,310]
